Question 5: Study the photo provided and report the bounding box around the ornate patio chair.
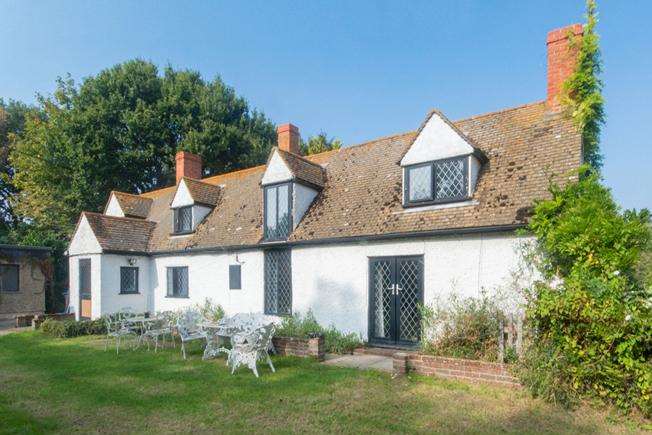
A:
[221,323,276,377]
[104,317,136,355]
[142,317,173,352]
[175,308,207,360]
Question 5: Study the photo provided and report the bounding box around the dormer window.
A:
[404,157,468,206]
[173,206,193,234]
[264,183,292,240]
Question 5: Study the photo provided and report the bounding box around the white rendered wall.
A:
[192,205,212,228]
[469,155,481,193]
[150,250,265,316]
[68,253,103,320]
[68,215,102,256]
[401,112,475,166]
[291,232,531,339]
[104,194,125,217]
[293,183,318,229]
[261,151,292,185]
[99,254,150,316]
[170,179,193,208]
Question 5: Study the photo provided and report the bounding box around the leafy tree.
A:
[563,0,605,170]
[519,167,652,415]
[300,131,342,155]
[11,59,277,238]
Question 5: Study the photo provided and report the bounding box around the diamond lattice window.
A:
[407,165,432,202]
[174,206,192,233]
[404,157,468,206]
[167,266,188,298]
[434,159,466,200]
[264,183,292,240]
[398,259,421,342]
[264,249,292,315]
[120,267,139,294]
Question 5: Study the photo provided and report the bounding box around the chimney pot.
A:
[546,23,583,111]
[277,123,301,155]
[175,151,202,184]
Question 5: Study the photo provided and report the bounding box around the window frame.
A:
[263,182,293,241]
[403,155,470,207]
[119,266,139,294]
[166,266,189,298]
[263,249,292,316]
[173,206,193,235]
[0,264,19,292]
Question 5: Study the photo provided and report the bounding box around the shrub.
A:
[420,292,508,362]
[196,298,225,322]
[521,167,652,416]
[275,311,362,354]
[41,318,66,338]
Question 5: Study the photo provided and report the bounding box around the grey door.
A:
[79,259,91,319]
[368,256,423,347]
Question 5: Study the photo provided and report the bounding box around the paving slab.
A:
[323,354,393,372]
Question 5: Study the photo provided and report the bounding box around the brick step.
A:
[353,346,416,357]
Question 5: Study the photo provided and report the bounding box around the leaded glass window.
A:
[264,249,292,315]
[403,157,468,206]
[264,183,292,240]
[120,267,139,294]
[173,206,192,234]
[166,266,189,298]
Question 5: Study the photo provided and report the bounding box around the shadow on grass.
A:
[0,332,626,433]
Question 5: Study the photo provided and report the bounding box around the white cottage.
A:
[67,24,583,348]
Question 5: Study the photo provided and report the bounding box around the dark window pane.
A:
[265,187,277,237]
[120,267,138,294]
[167,266,188,297]
[435,158,467,200]
[264,183,292,240]
[229,264,241,290]
[79,259,91,298]
[264,249,292,315]
[0,264,19,292]
[277,184,290,237]
[408,165,432,202]
[174,207,192,233]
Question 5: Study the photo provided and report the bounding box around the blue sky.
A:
[1,1,650,210]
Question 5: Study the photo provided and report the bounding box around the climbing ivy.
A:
[562,0,605,170]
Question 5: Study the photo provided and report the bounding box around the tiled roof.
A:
[84,212,156,253]
[181,177,222,206]
[276,148,326,188]
[111,192,152,218]
[79,101,582,254]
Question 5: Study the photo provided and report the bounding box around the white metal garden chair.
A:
[220,323,276,377]
[175,308,207,360]
[142,317,173,352]
[104,317,137,354]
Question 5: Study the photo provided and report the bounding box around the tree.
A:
[0,99,39,240]
[563,0,605,170]
[300,131,342,155]
[11,59,277,238]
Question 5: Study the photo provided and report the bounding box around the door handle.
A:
[396,285,402,294]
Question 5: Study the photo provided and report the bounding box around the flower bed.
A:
[393,352,519,388]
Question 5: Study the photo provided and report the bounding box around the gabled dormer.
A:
[170,176,221,235]
[104,191,153,219]
[261,124,325,241]
[400,110,487,208]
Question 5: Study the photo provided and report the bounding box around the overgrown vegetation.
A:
[519,167,651,415]
[420,292,510,362]
[195,298,225,322]
[40,317,106,338]
[562,0,605,170]
[300,131,342,155]
[275,311,362,354]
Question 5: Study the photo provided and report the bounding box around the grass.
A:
[0,332,647,434]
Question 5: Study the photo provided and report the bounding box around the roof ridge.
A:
[277,148,326,170]
[181,176,222,188]
[113,190,153,201]
[453,100,546,123]
[84,211,155,225]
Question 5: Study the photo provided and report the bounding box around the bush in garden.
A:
[420,292,508,362]
[275,311,362,354]
[196,298,225,322]
[520,167,651,415]
[40,317,107,338]
[41,318,66,337]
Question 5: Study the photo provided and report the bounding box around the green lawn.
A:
[0,332,646,434]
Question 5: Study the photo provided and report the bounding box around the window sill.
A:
[0,290,19,293]
[119,292,140,295]
[396,199,479,214]
[165,295,189,299]
[170,230,194,237]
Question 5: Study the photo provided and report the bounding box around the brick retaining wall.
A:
[272,336,325,361]
[393,352,520,387]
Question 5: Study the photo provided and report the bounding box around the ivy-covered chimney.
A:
[546,23,583,111]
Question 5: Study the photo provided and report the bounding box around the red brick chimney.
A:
[175,151,202,183]
[277,123,301,155]
[546,23,584,111]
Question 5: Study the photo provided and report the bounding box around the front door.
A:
[368,256,423,347]
[79,258,92,319]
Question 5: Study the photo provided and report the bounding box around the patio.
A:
[0,331,641,434]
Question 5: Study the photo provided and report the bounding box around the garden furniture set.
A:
[103,308,278,377]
